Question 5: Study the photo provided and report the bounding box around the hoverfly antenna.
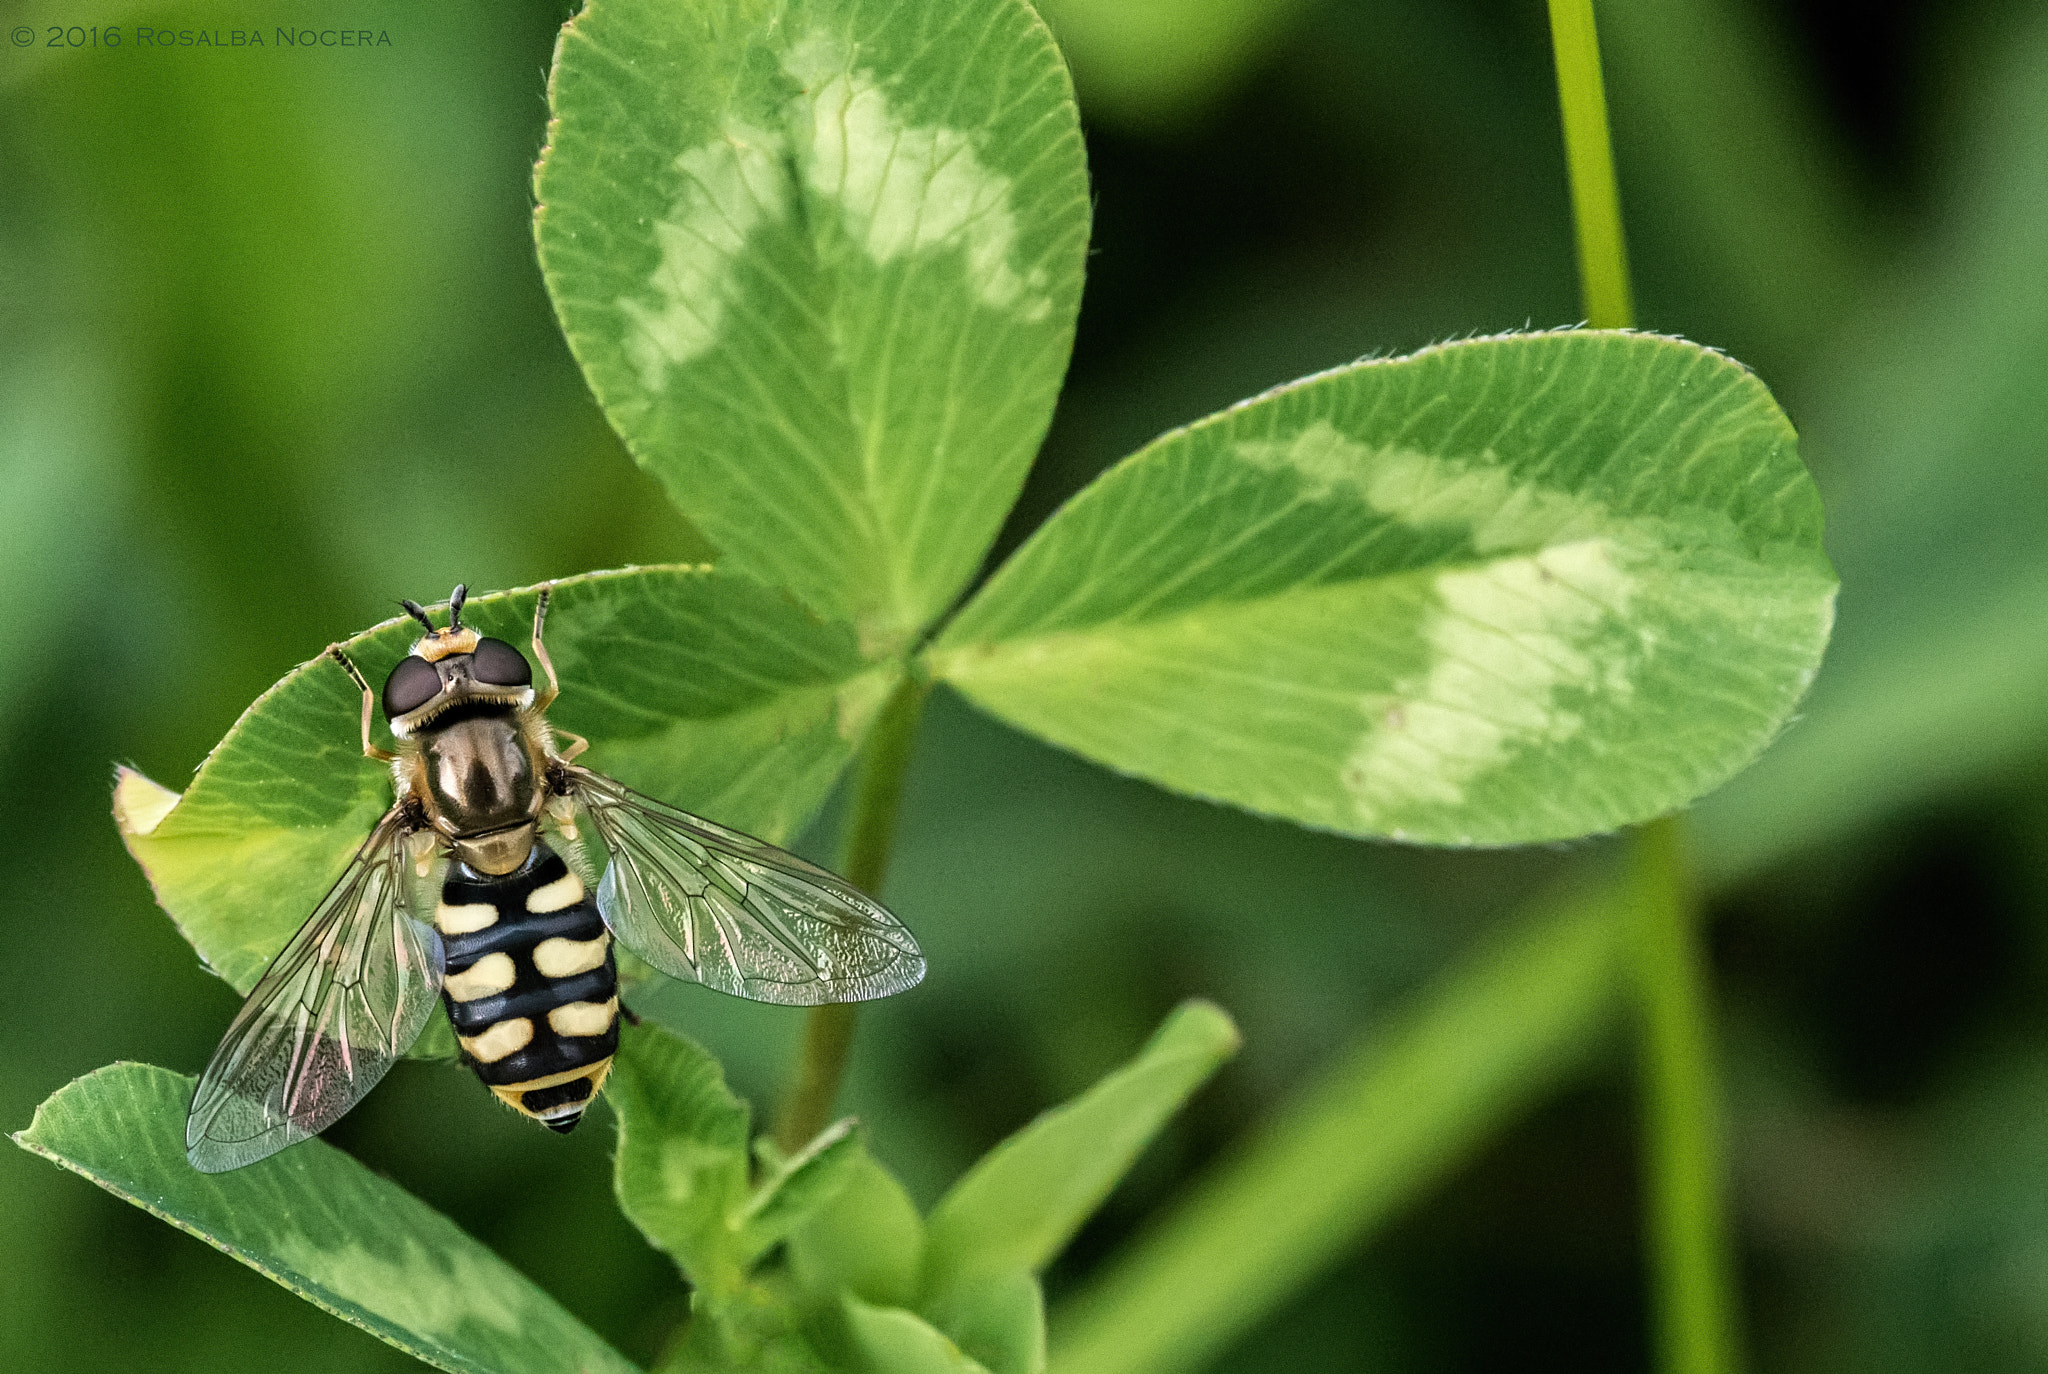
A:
[399,599,437,632]
[448,584,468,629]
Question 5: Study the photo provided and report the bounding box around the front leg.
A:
[328,646,396,762]
[530,584,562,713]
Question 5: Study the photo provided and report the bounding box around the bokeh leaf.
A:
[117,566,894,995]
[1692,5,2048,879]
[921,999,1240,1304]
[535,0,1090,646]
[608,1021,752,1294]
[1047,878,1631,1374]
[842,1296,994,1374]
[738,1117,862,1264]
[924,1268,1045,1374]
[1033,0,1313,130]
[12,1062,641,1374]
[930,330,1836,846]
[0,343,123,751]
[788,1142,927,1310]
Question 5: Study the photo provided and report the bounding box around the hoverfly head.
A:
[381,585,532,733]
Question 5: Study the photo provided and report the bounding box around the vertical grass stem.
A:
[1547,5,1742,1369]
[1633,817,1743,1374]
[1547,0,1635,330]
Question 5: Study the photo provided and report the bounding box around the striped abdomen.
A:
[434,842,619,1132]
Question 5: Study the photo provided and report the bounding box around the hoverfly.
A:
[185,584,925,1172]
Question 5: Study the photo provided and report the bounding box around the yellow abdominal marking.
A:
[488,1060,614,1116]
[526,872,585,913]
[494,1063,604,1094]
[444,952,517,1002]
[548,998,619,1038]
[435,901,499,935]
[533,932,610,979]
[459,1017,533,1064]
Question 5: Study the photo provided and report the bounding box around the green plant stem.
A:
[774,672,931,1154]
[1047,883,1631,1374]
[1632,817,1742,1373]
[1549,5,1742,1370]
[1547,0,1635,330]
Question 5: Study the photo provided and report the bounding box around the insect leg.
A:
[552,727,590,763]
[531,584,562,713]
[328,645,397,762]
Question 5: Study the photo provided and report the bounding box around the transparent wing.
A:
[568,765,925,1005]
[186,808,445,1173]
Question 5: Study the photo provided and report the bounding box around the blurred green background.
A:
[6,0,2048,1369]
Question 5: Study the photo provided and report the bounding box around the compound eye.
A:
[471,637,532,688]
[382,656,442,720]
